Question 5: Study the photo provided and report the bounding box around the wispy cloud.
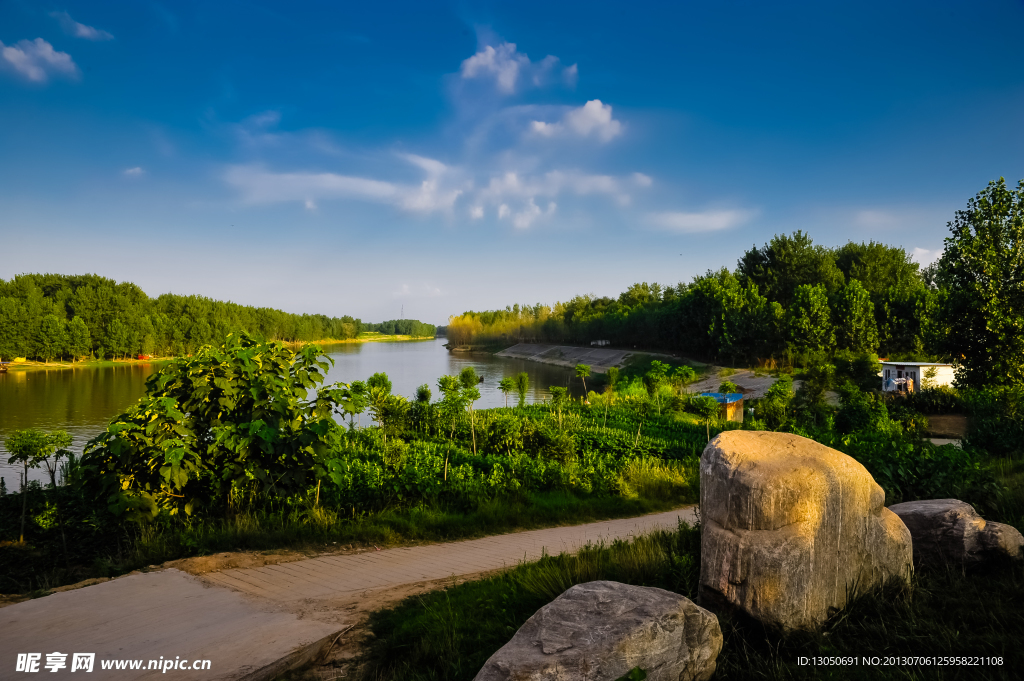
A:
[460,41,575,95]
[531,100,623,143]
[0,38,79,83]
[50,11,114,41]
[394,282,442,298]
[123,167,144,177]
[223,154,463,214]
[648,209,756,233]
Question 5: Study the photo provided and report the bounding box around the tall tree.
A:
[833,279,879,352]
[5,429,69,543]
[66,316,92,361]
[514,372,530,408]
[459,367,482,454]
[574,364,591,396]
[497,377,515,408]
[35,314,67,363]
[737,231,844,305]
[938,178,1024,388]
[788,284,835,353]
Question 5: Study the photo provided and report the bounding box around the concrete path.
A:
[1,507,696,681]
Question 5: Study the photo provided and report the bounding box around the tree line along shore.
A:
[448,179,1024,392]
[0,273,436,364]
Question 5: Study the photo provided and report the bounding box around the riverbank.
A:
[1,334,438,373]
[491,342,699,374]
[301,332,437,345]
[0,357,174,372]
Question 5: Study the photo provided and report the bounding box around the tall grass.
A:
[362,521,1024,681]
[363,521,701,681]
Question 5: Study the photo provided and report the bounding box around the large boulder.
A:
[699,431,912,631]
[888,499,1024,567]
[473,581,722,681]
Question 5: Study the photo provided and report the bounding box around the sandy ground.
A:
[688,367,791,399]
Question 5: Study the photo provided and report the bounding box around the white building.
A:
[880,361,954,392]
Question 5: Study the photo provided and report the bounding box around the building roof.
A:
[879,361,951,367]
[699,392,744,403]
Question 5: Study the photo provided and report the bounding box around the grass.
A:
[359,520,1024,681]
[0,487,697,594]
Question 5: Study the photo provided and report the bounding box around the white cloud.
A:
[223,154,462,214]
[632,172,653,187]
[648,209,755,233]
[530,100,623,143]
[912,247,941,266]
[50,11,114,41]
[0,38,78,83]
[460,41,565,94]
[477,170,636,208]
[497,198,556,229]
[469,205,484,219]
[562,64,578,88]
[123,167,144,176]
[304,199,317,212]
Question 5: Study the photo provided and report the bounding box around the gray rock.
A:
[472,580,722,681]
[699,431,913,631]
[888,499,1024,566]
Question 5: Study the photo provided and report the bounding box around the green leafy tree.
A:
[719,380,739,393]
[5,429,70,542]
[737,230,844,305]
[788,284,835,354]
[80,334,344,520]
[938,178,1024,388]
[411,384,433,433]
[459,367,482,454]
[367,372,395,442]
[574,363,591,395]
[833,279,879,352]
[437,375,468,440]
[339,380,369,429]
[35,313,67,363]
[548,386,568,430]
[514,371,530,408]
[66,316,92,361]
[106,317,129,360]
[645,361,671,414]
[691,395,720,442]
[497,377,515,408]
[672,365,696,391]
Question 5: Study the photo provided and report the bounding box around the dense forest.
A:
[0,274,434,362]
[447,233,937,364]
[450,178,1024,392]
[364,318,438,338]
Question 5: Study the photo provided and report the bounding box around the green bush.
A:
[964,387,1024,458]
[819,430,1000,508]
[881,386,964,415]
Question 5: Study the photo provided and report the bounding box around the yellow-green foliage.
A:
[615,457,696,502]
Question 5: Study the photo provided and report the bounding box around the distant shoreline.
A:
[1,334,439,373]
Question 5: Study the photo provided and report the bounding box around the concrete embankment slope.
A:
[495,343,638,372]
[1,507,696,680]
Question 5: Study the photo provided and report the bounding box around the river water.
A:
[0,339,578,485]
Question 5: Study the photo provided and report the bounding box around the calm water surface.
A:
[0,339,577,485]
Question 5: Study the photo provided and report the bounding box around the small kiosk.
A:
[699,392,745,423]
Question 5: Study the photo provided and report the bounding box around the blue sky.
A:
[2,1,1023,324]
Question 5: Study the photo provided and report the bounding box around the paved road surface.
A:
[1,506,696,681]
